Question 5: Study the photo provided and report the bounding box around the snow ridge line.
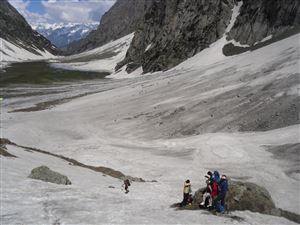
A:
[0,138,146,182]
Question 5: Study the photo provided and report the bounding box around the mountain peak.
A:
[33,23,98,48]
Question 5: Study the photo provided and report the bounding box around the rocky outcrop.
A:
[0,146,16,158]
[172,180,300,224]
[117,0,300,74]
[116,0,235,73]
[0,0,58,55]
[227,0,300,46]
[64,0,152,55]
[172,180,276,212]
[29,166,72,185]
[1,138,146,182]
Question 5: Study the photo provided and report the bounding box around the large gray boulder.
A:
[173,180,275,212]
[28,166,71,185]
[193,181,275,212]
[172,180,300,223]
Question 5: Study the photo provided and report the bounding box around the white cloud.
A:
[8,0,116,25]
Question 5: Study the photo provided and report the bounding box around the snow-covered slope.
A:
[2,2,300,224]
[33,23,98,48]
[0,0,57,69]
[51,33,134,74]
[2,30,300,225]
[0,37,55,69]
[2,143,298,225]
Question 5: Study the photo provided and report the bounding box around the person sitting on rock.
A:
[122,179,131,194]
[181,179,192,206]
[200,173,213,208]
[213,175,228,213]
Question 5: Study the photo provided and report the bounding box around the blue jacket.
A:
[213,171,220,183]
[219,179,228,196]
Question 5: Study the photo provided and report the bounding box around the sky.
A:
[8,0,116,25]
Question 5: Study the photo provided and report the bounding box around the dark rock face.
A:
[0,0,58,55]
[117,0,235,73]
[64,0,152,55]
[117,0,300,73]
[28,166,72,185]
[227,0,300,46]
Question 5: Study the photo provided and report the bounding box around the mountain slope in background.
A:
[0,0,57,55]
[116,0,235,73]
[64,0,152,55]
[34,23,98,49]
[116,0,300,73]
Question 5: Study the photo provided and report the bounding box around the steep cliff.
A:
[116,0,235,73]
[227,0,300,46]
[0,0,58,55]
[64,0,152,55]
[117,0,300,74]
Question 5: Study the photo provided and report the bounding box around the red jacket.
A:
[211,181,219,198]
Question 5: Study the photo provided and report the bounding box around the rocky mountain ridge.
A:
[117,0,300,73]
[0,0,58,55]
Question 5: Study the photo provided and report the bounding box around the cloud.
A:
[8,0,50,24]
[8,0,116,25]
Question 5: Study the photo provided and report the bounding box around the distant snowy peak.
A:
[33,23,98,49]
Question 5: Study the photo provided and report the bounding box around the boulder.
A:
[192,180,275,213]
[28,166,71,185]
[172,180,276,212]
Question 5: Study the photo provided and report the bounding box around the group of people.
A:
[181,171,228,213]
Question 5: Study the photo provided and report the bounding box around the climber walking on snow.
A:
[122,179,131,194]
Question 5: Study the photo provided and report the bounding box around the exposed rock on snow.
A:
[193,181,275,212]
[1,138,145,182]
[265,143,300,181]
[173,180,300,223]
[28,166,72,185]
[117,0,235,73]
[227,0,300,46]
[223,26,300,56]
[0,146,16,158]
